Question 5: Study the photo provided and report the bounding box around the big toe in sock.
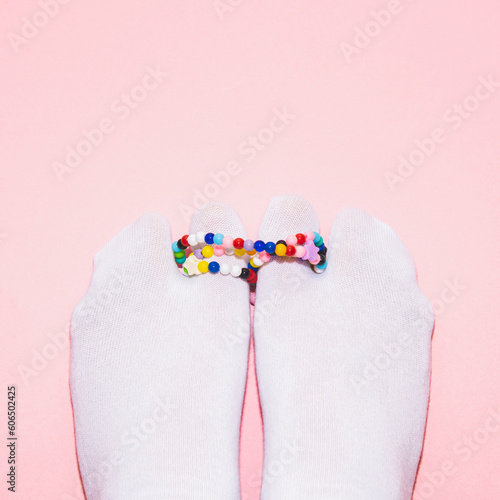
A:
[254,197,434,500]
[70,205,250,500]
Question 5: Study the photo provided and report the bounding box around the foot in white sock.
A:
[70,202,251,499]
[254,195,434,499]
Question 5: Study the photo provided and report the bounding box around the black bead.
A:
[318,247,327,256]
[318,254,327,266]
[276,239,287,247]
[177,238,187,250]
[240,268,250,280]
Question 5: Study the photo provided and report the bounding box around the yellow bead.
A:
[246,249,256,256]
[197,261,209,273]
[234,248,246,256]
[275,243,287,256]
[202,245,214,258]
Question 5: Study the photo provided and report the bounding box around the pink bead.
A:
[305,231,315,241]
[222,236,233,248]
[295,245,306,258]
[286,235,297,246]
[310,255,321,265]
[259,251,271,263]
[213,245,225,256]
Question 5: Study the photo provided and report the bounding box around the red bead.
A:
[181,234,189,247]
[247,269,258,284]
[296,233,305,245]
[233,238,244,249]
[286,245,296,256]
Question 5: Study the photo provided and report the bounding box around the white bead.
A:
[313,265,325,274]
[252,257,263,267]
[196,231,205,243]
[187,234,198,246]
[225,247,234,256]
[230,265,241,277]
[220,263,230,275]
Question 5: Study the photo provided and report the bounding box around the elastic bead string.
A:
[172,231,328,284]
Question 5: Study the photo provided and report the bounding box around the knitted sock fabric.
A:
[70,202,250,500]
[253,195,434,499]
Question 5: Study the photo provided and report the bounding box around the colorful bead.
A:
[254,240,265,252]
[181,235,189,247]
[247,262,259,272]
[310,255,321,265]
[198,261,209,273]
[243,239,254,251]
[247,269,258,284]
[259,251,271,263]
[174,229,328,280]
[275,243,287,256]
[202,245,214,258]
[233,238,244,250]
[265,242,276,254]
[183,254,202,275]
[213,245,225,256]
[252,257,263,267]
[230,265,242,277]
[208,261,220,274]
[296,233,306,245]
[175,255,186,264]
[295,245,306,258]
[220,263,230,275]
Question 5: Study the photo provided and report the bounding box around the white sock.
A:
[70,202,251,499]
[253,195,434,499]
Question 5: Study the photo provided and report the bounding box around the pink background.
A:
[1,0,499,498]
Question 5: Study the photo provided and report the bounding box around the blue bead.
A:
[204,232,214,244]
[317,243,325,252]
[208,261,220,274]
[213,233,224,245]
[254,240,265,252]
[247,262,259,272]
[313,232,321,245]
[172,241,180,252]
[316,260,328,270]
[265,242,276,254]
[175,255,186,264]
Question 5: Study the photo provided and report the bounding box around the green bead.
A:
[173,250,185,259]
[315,236,323,247]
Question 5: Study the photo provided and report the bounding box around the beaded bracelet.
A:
[172,231,327,283]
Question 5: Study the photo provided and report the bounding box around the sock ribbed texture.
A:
[70,202,250,500]
[253,195,434,500]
